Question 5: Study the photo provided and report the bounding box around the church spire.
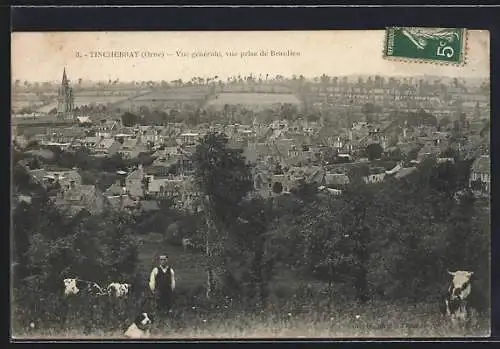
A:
[57,68,74,120]
[62,68,68,86]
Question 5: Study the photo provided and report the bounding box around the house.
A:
[147,178,171,198]
[125,165,145,199]
[82,136,100,150]
[469,155,490,194]
[29,169,82,190]
[54,183,107,215]
[93,137,121,156]
[13,135,29,149]
[119,138,147,159]
[76,116,92,125]
[416,143,442,162]
[139,127,162,146]
[177,132,203,146]
[103,182,126,197]
[105,193,138,212]
[436,157,455,164]
[363,168,386,184]
[323,173,350,189]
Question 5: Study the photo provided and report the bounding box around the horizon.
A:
[12,73,490,85]
[12,31,490,83]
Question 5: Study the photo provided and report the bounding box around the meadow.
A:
[205,93,302,108]
[12,232,490,340]
[14,302,489,339]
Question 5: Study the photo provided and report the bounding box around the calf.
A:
[107,282,132,298]
[442,270,476,325]
[63,278,106,297]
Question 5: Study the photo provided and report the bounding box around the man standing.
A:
[149,254,176,317]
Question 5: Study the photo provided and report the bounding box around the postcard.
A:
[11,30,490,340]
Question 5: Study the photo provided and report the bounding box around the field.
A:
[14,304,489,339]
[11,88,151,112]
[205,93,302,110]
[12,232,490,340]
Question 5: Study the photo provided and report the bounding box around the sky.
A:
[11,30,490,83]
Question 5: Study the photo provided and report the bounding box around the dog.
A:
[124,312,154,339]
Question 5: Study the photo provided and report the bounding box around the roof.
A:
[77,116,92,123]
[104,182,124,196]
[471,155,490,175]
[149,178,170,193]
[83,136,99,143]
[121,138,138,149]
[127,167,144,180]
[96,138,117,149]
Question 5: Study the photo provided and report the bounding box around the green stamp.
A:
[384,27,466,65]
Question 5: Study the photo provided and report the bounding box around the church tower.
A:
[57,68,75,120]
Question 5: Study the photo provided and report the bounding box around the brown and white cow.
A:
[63,278,106,297]
[442,270,476,325]
[107,282,132,298]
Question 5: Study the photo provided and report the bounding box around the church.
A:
[57,68,75,120]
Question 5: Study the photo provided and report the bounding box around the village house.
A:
[29,168,82,190]
[53,182,107,216]
[105,193,138,212]
[323,172,350,189]
[82,136,101,150]
[138,126,162,147]
[123,164,146,199]
[118,136,147,159]
[363,172,386,184]
[93,137,121,157]
[45,127,86,145]
[76,116,93,126]
[13,135,29,149]
[416,142,447,162]
[469,155,490,195]
[177,132,203,146]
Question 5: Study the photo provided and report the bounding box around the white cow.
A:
[443,270,476,325]
[107,282,132,298]
[63,278,106,297]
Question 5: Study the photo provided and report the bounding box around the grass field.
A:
[206,93,301,108]
[14,305,489,339]
[12,232,490,340]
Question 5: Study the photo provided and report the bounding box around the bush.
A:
[12,196,140,331]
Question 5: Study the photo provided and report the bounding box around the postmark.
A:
[383,27,467,65]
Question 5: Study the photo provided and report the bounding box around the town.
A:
[12,70,490,217]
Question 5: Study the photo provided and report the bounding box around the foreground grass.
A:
[13,304,490,339]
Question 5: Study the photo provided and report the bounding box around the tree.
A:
[341,182,374,304]
[121,112,139,127]
[366,143,383,161]
[192,132,254,298]
[272,181,283,194]
[223,197,278,308]
[362,103,376,123]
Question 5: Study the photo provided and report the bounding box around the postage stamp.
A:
[384,27,467,65]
